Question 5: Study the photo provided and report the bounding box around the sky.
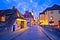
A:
[0,0,60,17]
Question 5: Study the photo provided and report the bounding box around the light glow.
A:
[40,20,48,25]
[1,16,5,22]
[16,18,27,27]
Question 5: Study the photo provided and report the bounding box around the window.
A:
[17,13,20,17]
[58,10,60,13]
[1,16,5,22]
[50,16,53,20]
[51,10,53,14]
[16,19,20,26]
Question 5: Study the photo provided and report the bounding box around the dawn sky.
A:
[0,0,60,17]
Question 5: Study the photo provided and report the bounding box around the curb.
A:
[0,27,29,40]
[10,27,29,40]
[39,26,56,40]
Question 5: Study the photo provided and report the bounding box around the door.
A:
[21,21,24,29]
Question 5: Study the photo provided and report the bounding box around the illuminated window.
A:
[17,13,20,17]
[50,16,53,20]
[1,16,5,22]
[16,19,20,26]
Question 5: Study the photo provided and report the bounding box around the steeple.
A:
[31,9,34,16]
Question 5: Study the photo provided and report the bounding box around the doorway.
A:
[20,21,24,29]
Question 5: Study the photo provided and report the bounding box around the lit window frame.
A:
[50,16,53,20]
[1,15,5,22]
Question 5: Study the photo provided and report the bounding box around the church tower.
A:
[31,10,34,16]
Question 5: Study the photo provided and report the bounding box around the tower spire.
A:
[31,9,34,16]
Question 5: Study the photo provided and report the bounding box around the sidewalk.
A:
[40,26,59,40]
[0,27,29,40]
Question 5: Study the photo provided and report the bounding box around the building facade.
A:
[0,6,27,33]
[39,13,47,25]
[24,10,34,26]
[39,4,60,28]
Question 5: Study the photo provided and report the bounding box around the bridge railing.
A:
[40,25,60,36]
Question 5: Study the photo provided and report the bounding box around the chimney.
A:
[12,6,16,10]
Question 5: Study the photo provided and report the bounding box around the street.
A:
[12,25,52,40]
[0,0,60,40]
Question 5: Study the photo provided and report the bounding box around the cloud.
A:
[33,2,38,8]
[17,2,30,12]
[13,0,17,2]
[6,0,10,2]
[16,1,44,15]
[9,0,52,17]
[30,0,33,3]
[23,8,26,11]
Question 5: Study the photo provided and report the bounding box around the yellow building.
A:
[39,13,48,25]
[12,9,27,31]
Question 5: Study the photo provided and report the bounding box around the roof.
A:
[39,4,60,15]
[16,9,25,19]
[0,7,25,19]
[0,7,25,27]
[0,9,17,15]
[46,4,60,10]
[40,12,45,15]
[24,11,33,18]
